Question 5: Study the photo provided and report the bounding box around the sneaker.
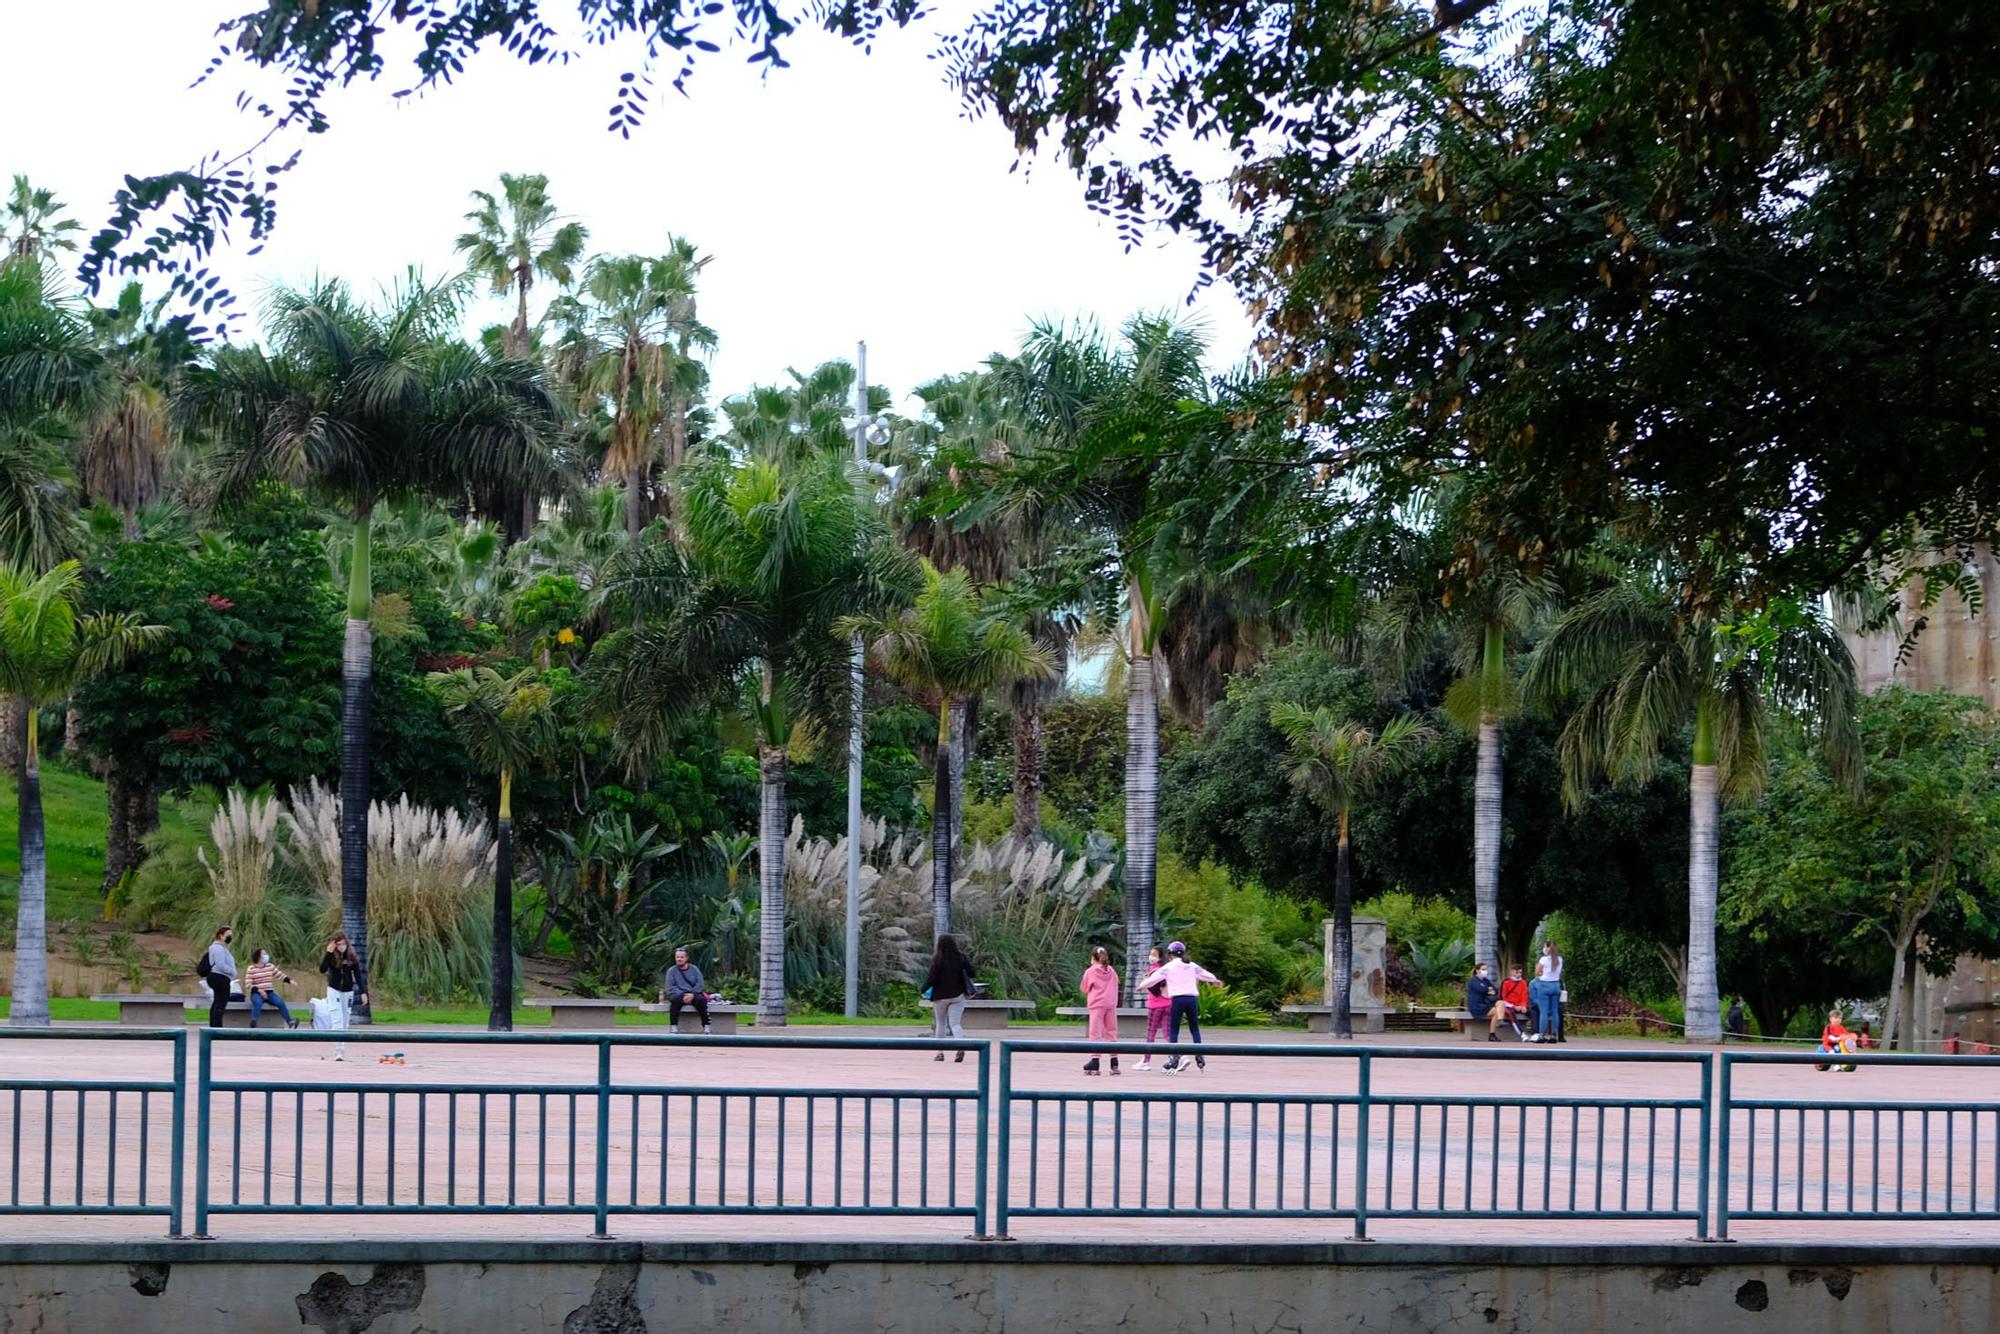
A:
[1134,1059,1151,1071]
[1488,1033,1501,1043]
[1528,1034,1541,1043]
[934,1052,946,1062]
[288,1019,300,1030]
[703,1024,712,1034]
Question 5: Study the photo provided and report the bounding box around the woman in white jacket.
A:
[1136,941,1221,1074]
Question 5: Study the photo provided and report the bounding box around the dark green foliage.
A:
[79,486,341,796]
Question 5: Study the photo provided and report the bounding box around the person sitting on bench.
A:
[1467,962,1506,1042]
[661,949,711,1033]
[1497,964,1530,1039]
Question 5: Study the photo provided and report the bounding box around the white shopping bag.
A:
[310,995,349,1032]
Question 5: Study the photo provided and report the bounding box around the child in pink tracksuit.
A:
[1135,946,1170,1070]
[1079,946,1121,1075]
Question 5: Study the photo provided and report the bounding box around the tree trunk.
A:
[1011,695,1044,841]
[62,706,81,757]
[102,764,132,897]
[932,700,954,940]
[1122,648,1160,1002]
[0,695,23,771]
[490,772,515,1032]
[1332,815,1354,1040]
[1472,716,1502,973]
[10,711,49,1026]
[625,467,646,547]
[949,696,976,859]
[340,512,375,1021]
[1684,761,1723,1043]
[756,745,789,1027]
[509,270,531,360]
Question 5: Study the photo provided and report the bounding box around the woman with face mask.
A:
[244,949,298,1029]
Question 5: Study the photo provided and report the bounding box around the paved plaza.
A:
[1,1025,1997,1245]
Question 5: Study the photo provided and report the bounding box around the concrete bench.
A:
[637,1001,751,1034]
[1053,1006,1152,1039]
[1280,1003,1392,1035]
[93,993,211,1027]
[523,998,644,1029]
[1432,1007,1480,1037]
[920,998,1035,1032]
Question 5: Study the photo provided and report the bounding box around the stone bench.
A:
[1279,1003,1392,1035]
[93,992,294,1028]
[920,998,1035,1032]
[637,1001,751,1035]
[523,998,645,1029]
[1053,1006,1152,1040]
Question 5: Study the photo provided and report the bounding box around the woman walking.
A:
[318,933,368,1061]
[922,934,976,1063]
[244,949,299,1029]
[1133,945,1170,1071]
[1529,940,1564,1043]
[1137,942,1220,1074]
[1079,946,1121,1076]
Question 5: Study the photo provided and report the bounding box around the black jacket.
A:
[922,952,976,1001]
[320,949,366,993]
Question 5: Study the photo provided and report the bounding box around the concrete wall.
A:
[4,1241,1998,1333]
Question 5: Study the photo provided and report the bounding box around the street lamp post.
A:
[844,342,890,1018]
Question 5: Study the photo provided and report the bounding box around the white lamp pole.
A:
[844,341,869,1019]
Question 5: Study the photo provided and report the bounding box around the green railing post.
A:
[193,1029,212,1237]
[592,1038,612,1238]
[168,1029,187,1238]
[1352,1050,1371,1240]
[1694,1052,1712,1240]
[1714,1054,1733,1240]
[993,1042,1012,1238]
[973,1041,991,1238]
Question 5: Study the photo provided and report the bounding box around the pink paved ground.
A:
[2,1024,1996,1245]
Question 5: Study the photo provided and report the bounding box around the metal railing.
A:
[0,1028,185,1234]
[993,1041,1712,1238]
[11,1026,2000,1242]
[1717,1050,2000,1237]
[193,1029,987,1237]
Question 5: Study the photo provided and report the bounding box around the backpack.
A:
[194,949,211,980]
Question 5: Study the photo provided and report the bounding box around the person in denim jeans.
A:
[1529,941,1564,1042]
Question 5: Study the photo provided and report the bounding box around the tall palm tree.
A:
[991,313,1216,997]
[1523,580,1860,1042]
[2,178,82,261]
[1271,704,1438,1038]
[428,666,555,1031]
[0,561,160,1025]
[596,451,916,1024]
[180,275,567,1007]
[900,370,1066,843]
[455,173,588,360]
[82,282,194,540]
[840,562,1052,935]
[551,243,713,544]
[721,361,871,465]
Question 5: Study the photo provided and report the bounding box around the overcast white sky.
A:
[0,1,1253,404]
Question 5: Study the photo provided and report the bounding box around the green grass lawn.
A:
[0,764,212,924]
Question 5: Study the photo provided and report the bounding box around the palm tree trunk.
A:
[0,695,23,770]
[509,270,531,360]
[625,467,646,547]
[1332,813,1353,1040]
[340,510,375,1021]
[490,771,515,1032]
[102,763,132,897]
[10,710,49,1026]
[1684,758,1723,1043]
[756,744,789,1027]
[1472,717,1503,971]
[1011,695,1044,840]
[949,696,976,859]
[932,700,955,939]
[1122,646,1160,1003]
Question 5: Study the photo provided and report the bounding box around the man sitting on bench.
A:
[661,949,711,1034]
[1497,964,1529,1040]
